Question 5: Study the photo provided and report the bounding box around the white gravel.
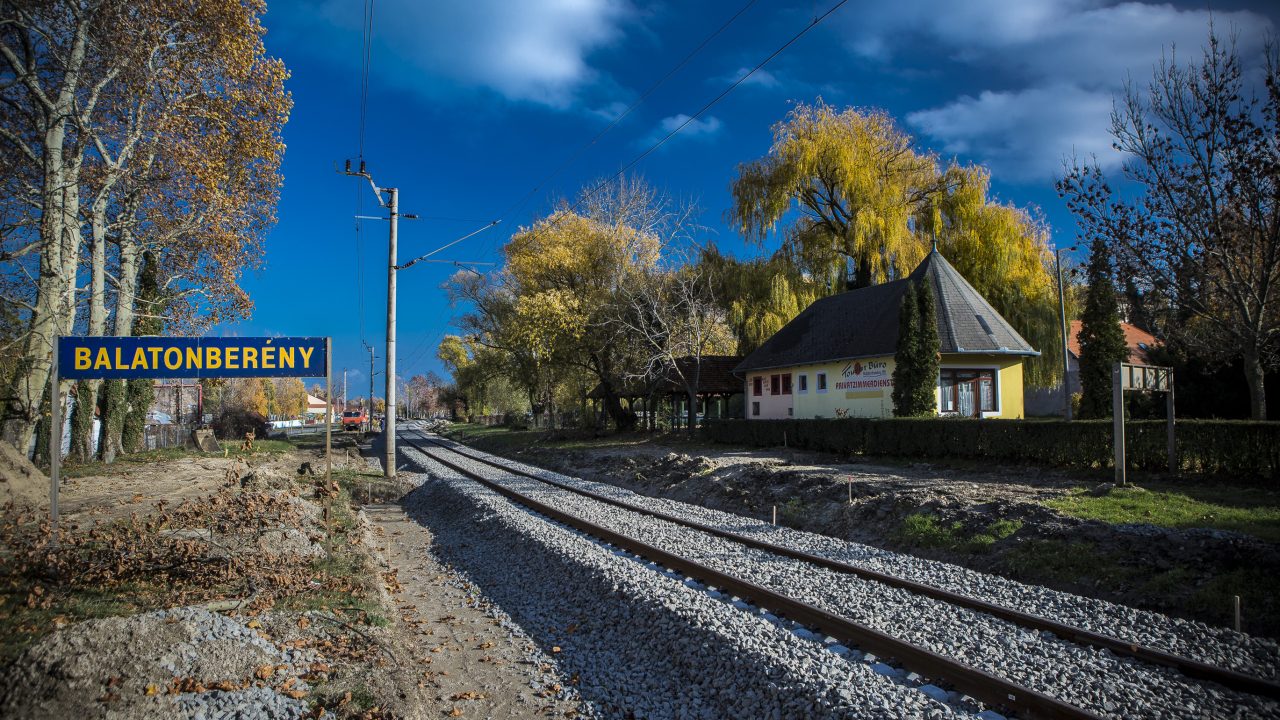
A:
[402,443,964,719]
[410,429,1280,720]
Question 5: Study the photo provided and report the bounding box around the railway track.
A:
[400,428,1279,719]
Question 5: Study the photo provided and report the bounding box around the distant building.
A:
[734,249,1039,419]
[305,393,333,422]
[1024,320,1160,416]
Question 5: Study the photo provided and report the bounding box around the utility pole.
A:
[342,369,347,412]
[343,160,403,478]
[1055,245,1077,421]
[364,342,375,432]
[385,186,398,477]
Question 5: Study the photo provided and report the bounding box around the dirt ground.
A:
[448,429,1280,639]
[366,503,585,718]
[1,435,570,719]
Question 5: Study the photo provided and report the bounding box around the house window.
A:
[770,374,781,395]
[753,376,763,396]
[787,407,793,416]
[781,373,792,395]
[817,373,827,391]
[939,369,997,416]
[752,401,760,417]
[798,374,808,393]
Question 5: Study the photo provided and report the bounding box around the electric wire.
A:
[560,0,848,223]
[491,0,759,228]
[428,0,847,265]
[353,0,376,345]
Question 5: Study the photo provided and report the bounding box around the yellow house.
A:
[735,250,1038,419]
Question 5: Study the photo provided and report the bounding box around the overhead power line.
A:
[352,0,377,344]
[393,0,847,275]
[562,0,849,220]
[493,0,760,226]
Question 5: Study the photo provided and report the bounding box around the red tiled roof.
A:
[1068,320,1159,364]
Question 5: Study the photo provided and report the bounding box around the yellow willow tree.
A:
[730,100,1063,387]
[697,244,830,355]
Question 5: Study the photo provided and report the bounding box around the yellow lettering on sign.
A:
[164,347,181,370]
[75,347,91,370]
[298,346,314,369]
[225,347,239,369]
[279,348,294,368]
[148,347,161,369]
[94,348,111,370]
[207,347,222,370]
[132,348,147,369]
[261,346,275,369]
[243,347,258,368]
[186,347,202,369]
[114,348,124,368]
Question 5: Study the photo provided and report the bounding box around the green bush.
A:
[702,418,1280,478]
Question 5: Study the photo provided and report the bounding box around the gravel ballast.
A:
[410,429,1280,720]
[401,444,963,719]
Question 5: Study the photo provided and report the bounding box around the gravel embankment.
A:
[402,443,964,720]
[413,431,1280,720]
[0,606,317,720]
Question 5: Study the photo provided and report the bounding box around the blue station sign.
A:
[59,336,327,380]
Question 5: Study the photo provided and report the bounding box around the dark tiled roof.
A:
[734,251,1038,373]
[588,355,744,398]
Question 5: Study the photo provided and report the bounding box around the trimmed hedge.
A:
[703,418,1280,478]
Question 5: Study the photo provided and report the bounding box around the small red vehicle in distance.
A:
[341,410,367,431]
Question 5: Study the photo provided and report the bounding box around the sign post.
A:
[325,337,332,487]
[1112,362,1176,485]
[52,336,331,541]
[49,336,60,546]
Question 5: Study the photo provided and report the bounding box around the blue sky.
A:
[233,0,1279,392]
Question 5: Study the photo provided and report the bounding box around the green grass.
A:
[894,514,1022,554]
[1045,483,1280,543]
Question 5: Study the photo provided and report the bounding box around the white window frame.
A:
[797,373,808,394]
[816,372,828,393]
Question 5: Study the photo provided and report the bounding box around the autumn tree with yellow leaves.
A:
[446,178,693,430]
[730,100,1062,387]
[0,0,290,455]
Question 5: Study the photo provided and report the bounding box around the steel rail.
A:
[412,430,1280,701]
[403,432,1102,720]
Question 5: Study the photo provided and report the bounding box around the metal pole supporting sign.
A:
[50,336,61,548]
[1112,362,1176,485]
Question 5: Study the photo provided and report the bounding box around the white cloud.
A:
[649,113,722,143]
[725,66,779,89]
[298,0,633,108]
[838,1,1274,181]
[907,85,1119,182]
[662,114,721,135]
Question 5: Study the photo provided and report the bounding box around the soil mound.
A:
[0,439,47,509]
[0,606,313,720]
